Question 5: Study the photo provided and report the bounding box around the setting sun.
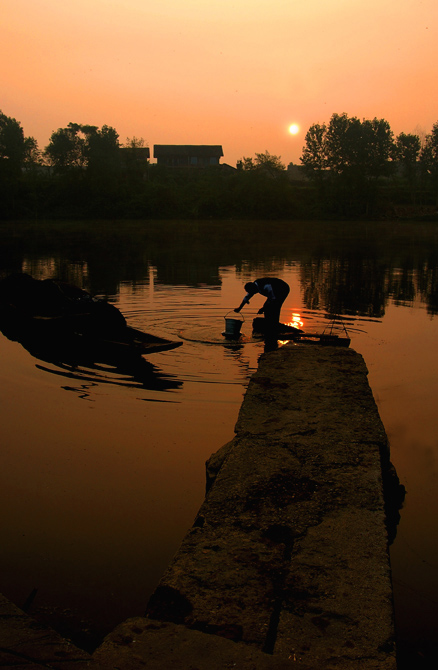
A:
[2,0,437,167]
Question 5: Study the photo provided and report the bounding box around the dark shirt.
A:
[243,277,289,305]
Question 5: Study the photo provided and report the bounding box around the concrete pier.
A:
[1,344,398,669]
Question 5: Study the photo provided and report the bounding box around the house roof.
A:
[153,145,223,158]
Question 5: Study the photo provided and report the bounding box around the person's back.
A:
[253,277,289,298]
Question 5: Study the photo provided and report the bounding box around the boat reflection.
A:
[1,329,183,397]
[0,273,183,396]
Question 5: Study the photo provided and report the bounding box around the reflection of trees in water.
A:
[300,256,387,318]
[417,255,438,315]
[300,250,438,318]
[386,253,438,315]
[2,221,438,316]
[388,261,416,306]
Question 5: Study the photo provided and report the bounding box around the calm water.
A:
[1,220,438,665]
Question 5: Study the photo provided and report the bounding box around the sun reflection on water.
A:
[287,312,304,330]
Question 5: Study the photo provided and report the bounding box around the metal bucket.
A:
[223,311,244,339]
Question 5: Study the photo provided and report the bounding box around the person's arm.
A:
[234,294,251,312]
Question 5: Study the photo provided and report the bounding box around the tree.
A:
[237,150,285,177]
[42,123,121,214]
[395,132,421,165]
[86,125,120,174]
[301,122,329,195]
[358,117,395,180]
[44,122,120,174]
[237,156,255,170]
[300,112,395,214]
[22,136,42,166]
[0,110,26,177]
[301,123,328,172]
[124,136,145,149]
[302,113,394,179]
[394,132,421,200]
[0,111,40,217]
[420,122,438,205]
[44,123,89,171]
[324,113,394,180]
[324,112,352,174]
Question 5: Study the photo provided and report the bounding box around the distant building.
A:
[153,145,224,168]
[287,163,308,181]
[119,147,150,166]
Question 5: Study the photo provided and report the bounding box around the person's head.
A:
[244,282,258,295]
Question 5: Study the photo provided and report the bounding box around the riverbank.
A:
[0,343,400,668]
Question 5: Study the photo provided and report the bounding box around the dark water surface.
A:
[1,220,438,665]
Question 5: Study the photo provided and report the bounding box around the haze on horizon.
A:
[1,0,437,167]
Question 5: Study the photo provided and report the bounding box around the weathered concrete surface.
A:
[1,344,398,669]
[92,618,306,669]
[0,593,91,668]
[143,344,397,669]
[0,595,301,670]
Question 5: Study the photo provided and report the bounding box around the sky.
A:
[1,0,437,167]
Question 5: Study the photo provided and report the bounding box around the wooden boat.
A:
[0,273,182,362]
[78,324,183,356]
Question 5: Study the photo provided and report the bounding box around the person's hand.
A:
[234,308,240,313]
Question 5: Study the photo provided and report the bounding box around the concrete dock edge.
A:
[141,344,398,669]
[1,344,399,669]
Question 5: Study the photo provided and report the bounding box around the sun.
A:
[288,123,299,135]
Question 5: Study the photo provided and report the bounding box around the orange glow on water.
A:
[287,313,304,329]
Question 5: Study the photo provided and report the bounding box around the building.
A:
[119,147,150,166]
[153,145,224,168]
[286,163,308,181]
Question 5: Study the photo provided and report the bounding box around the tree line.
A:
[1,110,438,220]
[301,112,438,216]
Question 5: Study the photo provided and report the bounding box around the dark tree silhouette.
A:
[0,110,27,177]
[420,122,438,206]
[394,132,421,202]
[301,112,395,215]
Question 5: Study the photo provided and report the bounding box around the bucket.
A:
[223,311,244,339]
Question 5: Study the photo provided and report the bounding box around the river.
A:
[0,219,437,667]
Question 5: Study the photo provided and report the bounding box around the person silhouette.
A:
[234,277,290,341]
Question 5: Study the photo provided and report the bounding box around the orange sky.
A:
[1,0,437,166]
